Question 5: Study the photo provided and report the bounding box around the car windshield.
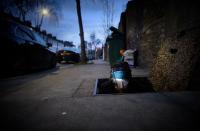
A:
[32,31,47,47]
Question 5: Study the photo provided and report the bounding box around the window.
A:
[15,26,34,41]
[32,31,47,47]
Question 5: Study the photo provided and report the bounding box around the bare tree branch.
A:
[101,0,115,41]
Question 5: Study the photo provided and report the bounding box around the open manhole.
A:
[93,77,155,95]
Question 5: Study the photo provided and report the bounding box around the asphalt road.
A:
[0,61,199,131]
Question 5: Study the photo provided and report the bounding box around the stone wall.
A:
[124,0,165,68]
[150,28,200,91]
[150,0,200,91]
[125,0,143,50]
[139,0,165,68]
[119,0,200,91]
[118,12,126,34]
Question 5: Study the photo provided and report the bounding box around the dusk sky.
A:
[40,0,128,47]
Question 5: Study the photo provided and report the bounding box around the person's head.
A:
[120,49,125,56]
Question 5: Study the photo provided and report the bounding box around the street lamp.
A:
[42,8,49,16]
[38,8,49,29]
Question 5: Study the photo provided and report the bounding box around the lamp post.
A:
[38,8,49,29]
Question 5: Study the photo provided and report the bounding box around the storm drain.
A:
[93,77,155,95]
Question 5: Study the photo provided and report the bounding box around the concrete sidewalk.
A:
[93,59,110,65]
[0,61,199,131]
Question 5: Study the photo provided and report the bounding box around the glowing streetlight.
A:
[41,8,49,16]
[38,8,49,29]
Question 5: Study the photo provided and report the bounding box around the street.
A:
[0,60,199,131]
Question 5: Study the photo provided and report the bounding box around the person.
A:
[119,49,126,62]
[110,49,132,91]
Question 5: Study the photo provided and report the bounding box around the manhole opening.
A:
[93,77,155,95]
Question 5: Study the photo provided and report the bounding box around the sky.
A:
[41,0,128,47]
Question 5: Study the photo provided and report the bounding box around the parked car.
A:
[56,50,80,63]
[0,16,56,78]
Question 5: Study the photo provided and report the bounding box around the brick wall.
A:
[150,0,200,90]
[119,0,200,90]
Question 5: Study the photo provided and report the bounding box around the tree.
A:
[75,0,87,63]
[101,0,115,40]
[13,0,27,21]
[90,32,101,50]
[0,0,34,21]
[87,42,92,50]
[90,32,101,59]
